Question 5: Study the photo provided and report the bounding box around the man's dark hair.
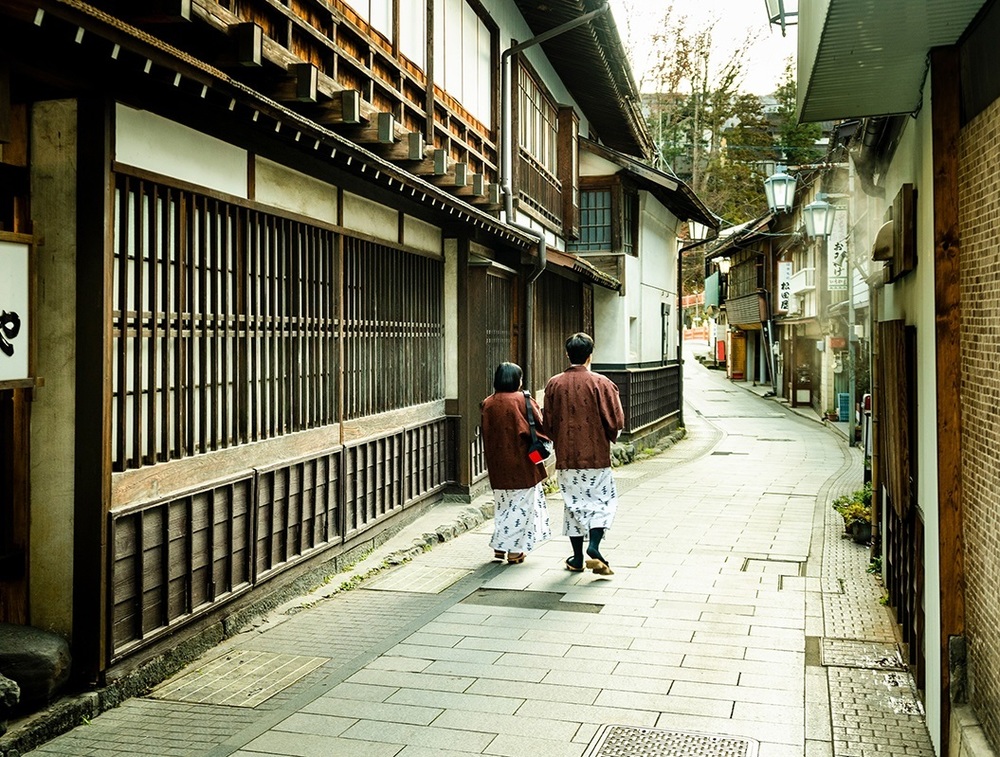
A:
[493,362,523,392]
[565,332,595,365]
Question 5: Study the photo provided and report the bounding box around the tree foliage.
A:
[619,4,826,294]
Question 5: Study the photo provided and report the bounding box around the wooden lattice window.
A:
[111,175,339,472]
[342,238,444,419]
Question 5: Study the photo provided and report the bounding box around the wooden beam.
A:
[312,90,366,125]
[930,45,964,757]
[233,22,262,67]
[371,131,425,162]
[119,0,191,23]
[75,97,113,683]
[270,62,318,103]
[0,61,9,145]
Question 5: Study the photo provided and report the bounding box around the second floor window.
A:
[434,0,492,127]
[518,67,558,176]
[343,1,426,70]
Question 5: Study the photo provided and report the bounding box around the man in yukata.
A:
[543,332,625,575]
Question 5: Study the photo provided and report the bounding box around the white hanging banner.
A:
[827,210,849,291]
[777,261,793,312]
[0,241,30,382]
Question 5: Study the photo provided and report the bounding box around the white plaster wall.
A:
[878,83,943,756]
[593,285,628,365]
[29,100,78,637]
[637,193,679,363]
[342,191,399,242]
[115,104,247,197]
[403,215,443,254]
[254,157,338,225]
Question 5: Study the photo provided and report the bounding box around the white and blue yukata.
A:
[489,484,552,553]
[557,467,618,536]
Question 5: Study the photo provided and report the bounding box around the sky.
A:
[607,0,798,96]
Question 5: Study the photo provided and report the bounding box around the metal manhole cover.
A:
[822,639,906,670]
[366,565,471,593]
[585,725,758,757]
[150,649,328,707]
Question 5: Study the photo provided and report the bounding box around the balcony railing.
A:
[517,151,562,227]
[789,267,816,295]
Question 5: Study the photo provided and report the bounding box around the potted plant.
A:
[833,483,873,544]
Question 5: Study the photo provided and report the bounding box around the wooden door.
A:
[0,387,29,623]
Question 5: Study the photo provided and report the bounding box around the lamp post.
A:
[802,197,856,447]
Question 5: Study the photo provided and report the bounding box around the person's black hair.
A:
[565,332,594,365]
[493,362,523,392]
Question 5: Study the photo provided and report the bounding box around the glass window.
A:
[434,0,492,127]
[400,4,426,68]
[569,190,613,252]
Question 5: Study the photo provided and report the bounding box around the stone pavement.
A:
[22,358,933,757]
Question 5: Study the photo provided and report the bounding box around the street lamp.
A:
[803,198,836,239]
[763,0,798,37]
[763,169,797,214]
[716,257,732,276]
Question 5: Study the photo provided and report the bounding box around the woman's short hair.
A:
[565,332,595,365]
[493,362,523,392]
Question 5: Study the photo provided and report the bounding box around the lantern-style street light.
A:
[803,198,836,239]
[764,169,797,214]
[764,0,798,37]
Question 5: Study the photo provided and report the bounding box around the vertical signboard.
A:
[777,261,793,312]
[0,240,29,382]
[827,210,849,291]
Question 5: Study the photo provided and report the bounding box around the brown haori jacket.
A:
[480,390,551,490]
[543,365,625,470]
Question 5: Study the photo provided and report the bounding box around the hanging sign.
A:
[827,211,849,291]
[0,240,30,382]
[777,261,793,312]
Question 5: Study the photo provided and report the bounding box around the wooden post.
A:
[930,45,964,756]
[74,98,114,684]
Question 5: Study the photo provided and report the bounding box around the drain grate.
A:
[585,725,758,757]
[150,649,328,707]
[366,565,471,593]
[822,638,906,670]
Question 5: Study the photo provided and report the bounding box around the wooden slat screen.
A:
[343,237,444,419]
[876,320,914,517]
[533,272,586,391]
[111,175,339,472]
[601,364,681,433]
[111,476,254,655]
[255,452,341,580]
[342,418,452,537]
[472,272,515,480]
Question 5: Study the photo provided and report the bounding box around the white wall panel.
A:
[343,191,398,242]
[115,104,247,198]
[255,157,338,225]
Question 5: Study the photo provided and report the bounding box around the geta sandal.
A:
[506,552,526,564]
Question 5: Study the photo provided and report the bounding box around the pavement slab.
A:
[23,350,934,757]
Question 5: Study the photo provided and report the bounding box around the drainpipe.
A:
[499,3,610,390]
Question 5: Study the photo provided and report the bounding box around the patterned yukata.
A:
[480,390,553,556]
[543,364,625,536]
[557,467,618,536]
[490,484,552,553]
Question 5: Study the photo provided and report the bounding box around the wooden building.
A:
[0,0,714,692]
[796,0,1000,754]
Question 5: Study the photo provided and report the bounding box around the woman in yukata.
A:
[480,362,552,564]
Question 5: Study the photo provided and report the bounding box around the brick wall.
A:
[958,94,1000,750]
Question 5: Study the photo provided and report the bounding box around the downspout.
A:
[499,3,610,390]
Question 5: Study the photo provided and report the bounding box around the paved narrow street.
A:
[26,356,932,757]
